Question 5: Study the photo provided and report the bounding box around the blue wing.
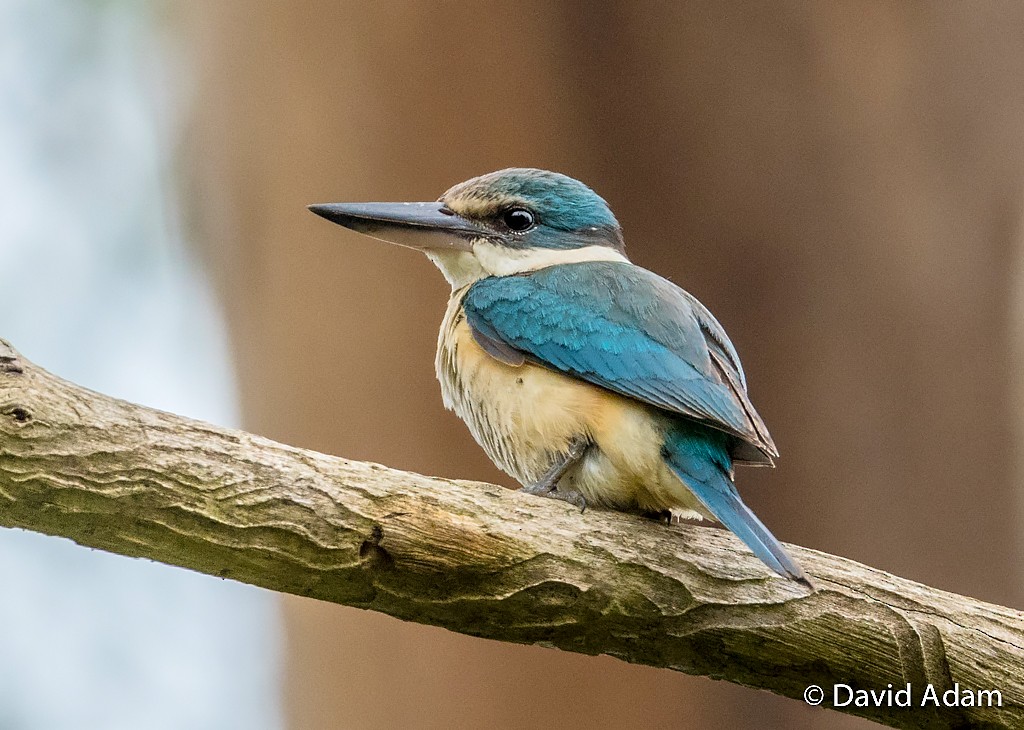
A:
[462,261,777,463]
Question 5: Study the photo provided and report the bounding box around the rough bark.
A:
[0,338,1020,729]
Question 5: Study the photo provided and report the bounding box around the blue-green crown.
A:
[442,168,624,251]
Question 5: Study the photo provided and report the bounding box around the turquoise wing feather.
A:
[462,261,777,463]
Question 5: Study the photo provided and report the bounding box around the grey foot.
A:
[519,485,587,513]
[519,437,589,513]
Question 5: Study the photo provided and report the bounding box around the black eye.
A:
[502,207,535,232]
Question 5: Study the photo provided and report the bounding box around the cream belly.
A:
[435,290,709,518]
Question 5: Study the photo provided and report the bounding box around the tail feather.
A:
[662,426,809,586]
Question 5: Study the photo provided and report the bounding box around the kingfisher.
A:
[310,168,807,585]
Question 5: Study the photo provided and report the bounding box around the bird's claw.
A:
[520,481,556,497]
[562,489,587,514]
[519,484,587,513]
[520,437,590,513]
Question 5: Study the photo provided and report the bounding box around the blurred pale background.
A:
[3,1,1024,729]
[0,1,279,729]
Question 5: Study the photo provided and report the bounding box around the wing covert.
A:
[462,261,777,463]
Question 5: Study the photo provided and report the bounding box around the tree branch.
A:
[0,339,1020,728]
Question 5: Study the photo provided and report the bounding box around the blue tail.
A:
[662,423,808,586]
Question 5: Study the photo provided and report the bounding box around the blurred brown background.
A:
[178,2,1024,728]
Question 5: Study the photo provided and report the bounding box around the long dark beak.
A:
[308,202,490,252]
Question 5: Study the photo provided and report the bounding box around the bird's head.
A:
[310,168,627,288]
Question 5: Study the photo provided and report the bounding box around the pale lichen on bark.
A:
[0,338,1021,729]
